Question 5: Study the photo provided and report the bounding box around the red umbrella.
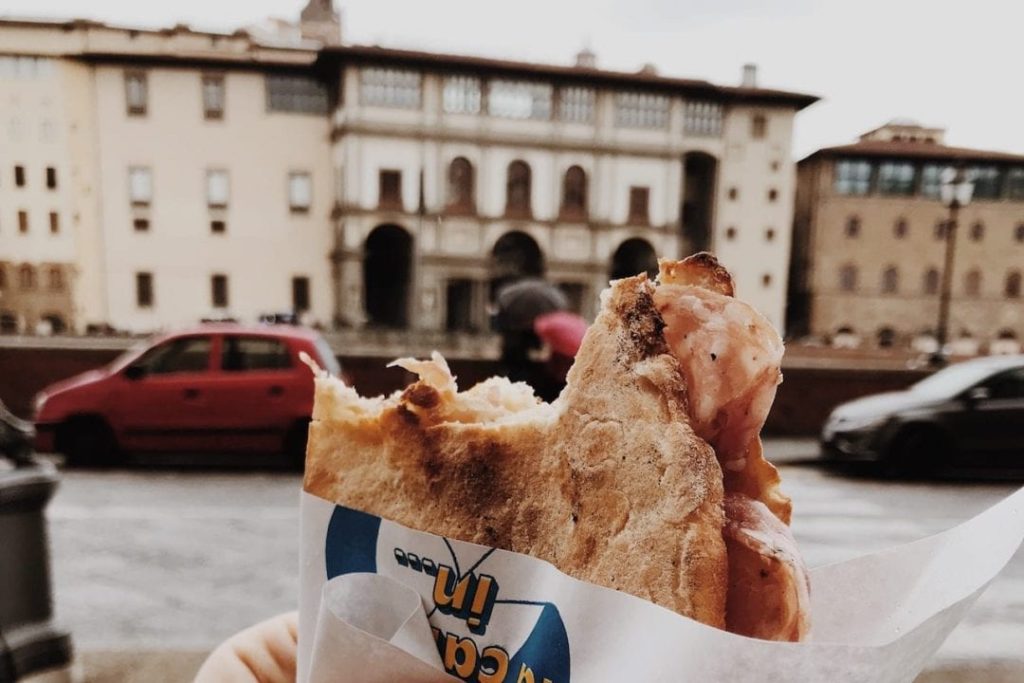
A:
[533,311,588,358]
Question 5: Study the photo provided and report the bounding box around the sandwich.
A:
[304,253,810,641]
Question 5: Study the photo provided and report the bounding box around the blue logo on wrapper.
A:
[326,505,571,683]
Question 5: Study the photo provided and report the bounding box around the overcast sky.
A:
[5,0,1021,160]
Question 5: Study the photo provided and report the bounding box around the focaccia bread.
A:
[306,269,728,627]
[305,253,809,639]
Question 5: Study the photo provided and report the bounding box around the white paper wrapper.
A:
[299,485,1024,683]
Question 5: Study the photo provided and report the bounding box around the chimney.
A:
[575,47,597,69]
[741,63,758,88]
[299,0,342,45]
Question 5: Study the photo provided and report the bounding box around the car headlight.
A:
[831,414,889,433]
[32,392,48,418]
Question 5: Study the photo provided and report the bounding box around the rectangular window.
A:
[292,276,310,313]
[202,74,225,120]
[877,161,916,196]
[49,211,59,234]
[920,163,951,199]
[46,166,57,189]
[445,279,475,332]
[221,336,292,372]
[378,170,402,209]
[442,76,482,114]
[615,92,670,129]
[834,160,873,195]
[488,80,553,120]
[136,272,153,308]
[360,68,421,109]
[558,86,595,123]
[265,74,329,114]
[14,165,25,187]
[683,101,723,137]
[968,166,1002,200]
[751,114,767,139]
[18,210,28,233]
[48,267,63,291]
[211,274,229,308]
[288,172,312,212]
[125,71,148,116]
[133,218,150,232]
[206,169,230,208]
[1007,168,1024,201]
[210,220,226,234]
[141,336,211,375]
[628,186,650,224]
[129,166,153,206]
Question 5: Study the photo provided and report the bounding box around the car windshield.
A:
[911,362,1006,398]
[108,338,156,371]
[313,336,342,377]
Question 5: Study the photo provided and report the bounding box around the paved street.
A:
[45,442,1023,681]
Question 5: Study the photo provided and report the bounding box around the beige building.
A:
[790,120,1024,350]
[0,3,817,351]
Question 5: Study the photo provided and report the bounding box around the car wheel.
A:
[881,425,947,479]
[284,420,310,471]
[61,419,119,468]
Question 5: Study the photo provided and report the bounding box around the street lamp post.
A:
[932,167,974,365]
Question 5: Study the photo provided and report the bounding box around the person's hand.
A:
[194,612,298,683]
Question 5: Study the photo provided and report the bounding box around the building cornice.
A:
[331,120,710,159]
[318,45,819,110]
[331,203,678,234]
[73,51,318,73]
[800,140,1024,166]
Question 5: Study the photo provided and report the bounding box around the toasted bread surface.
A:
[305,274,728,626]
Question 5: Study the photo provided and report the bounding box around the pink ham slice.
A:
[653,256,810,641]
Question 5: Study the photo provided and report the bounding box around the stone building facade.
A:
[0,3,816,353]
[790,121,1024,350]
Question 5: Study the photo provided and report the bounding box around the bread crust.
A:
[305,274,728,627]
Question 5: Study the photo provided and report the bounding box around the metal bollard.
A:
[0,445,73,681]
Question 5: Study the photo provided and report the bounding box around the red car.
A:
[32,324,341,466]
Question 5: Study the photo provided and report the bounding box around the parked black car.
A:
[821,355,1024,475]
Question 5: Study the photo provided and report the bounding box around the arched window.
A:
[41,313,66,335]
[446,157,474,213]
[877,327,896,348]
[1016,223,1024,243]
[1006,270,1022,299]
[836,325,855,335]
[560,165,587,219]
[964,269,982,297]
[845,215,860,238]
[934,220,947,240]
[0,311,18,334]
[0,264,7,290]
[18,264,36,290]
[609,238,657,280]
[894,217,908,239]
[839,264,858,292]
[881,265,899,294]
[48,266,64,291]
[505,160,531,217]
[490,231,544,299]
[970,221,985,242]
[923,267,940,295]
